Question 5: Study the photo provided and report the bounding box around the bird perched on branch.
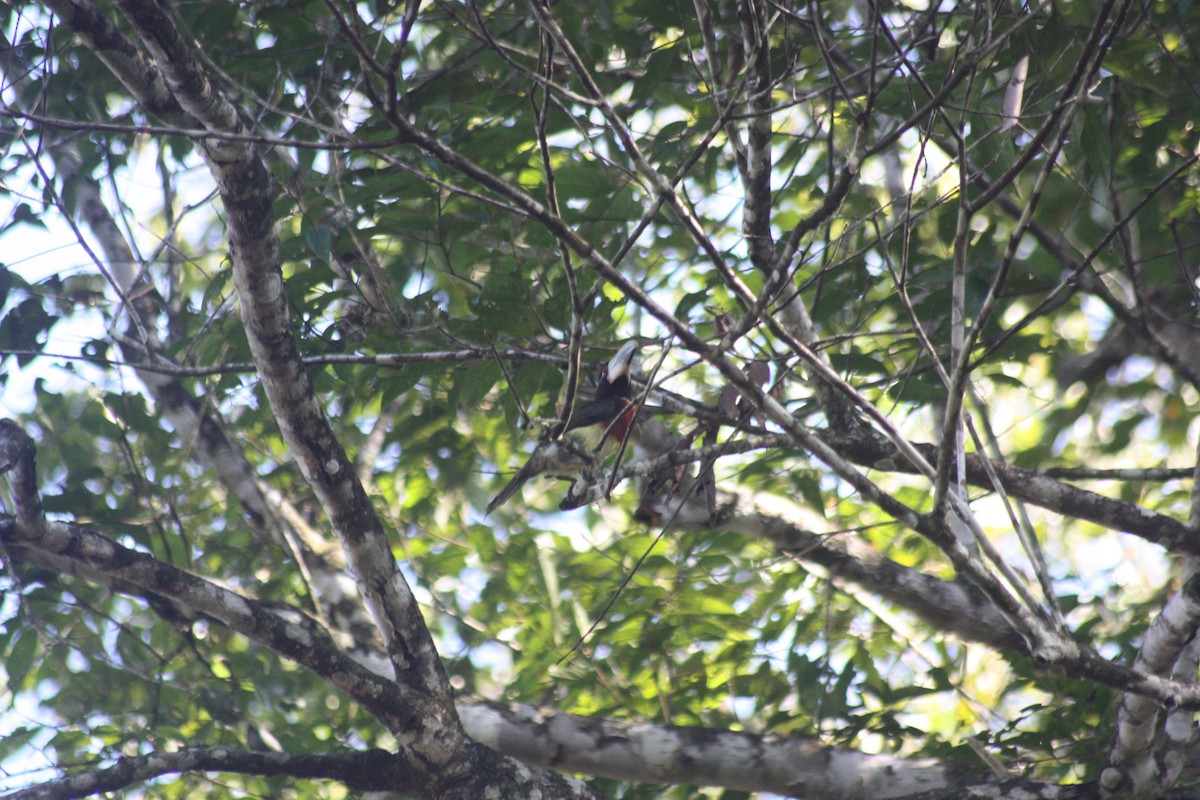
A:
[486,342,638,515]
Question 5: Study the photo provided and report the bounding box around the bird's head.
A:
[596,341,637,400]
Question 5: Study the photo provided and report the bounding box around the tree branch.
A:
[104,0,456,725]
[1,747,416,800]
[636,479,1026,652]
[0,515,426,730]
[461,701,966,799]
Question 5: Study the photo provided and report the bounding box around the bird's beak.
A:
[606,341,637,380]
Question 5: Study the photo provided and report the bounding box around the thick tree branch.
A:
[461,701,967,799]
[826,432,1200,557]
[0,12,375,638]
[1102,563,1200,798]
[107,0,242,136]
[640,482,1026,652]
[39,0,192,126]
[1101,442,1200,798]
[98,0,454,725]
[0,515,426,730]
[627,453,1200,707]
[735,0,774,273]
[1,747,416,800]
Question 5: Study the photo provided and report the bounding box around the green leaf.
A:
[450,362,501,410]
[6,631,38,691]
[304,225,333,265]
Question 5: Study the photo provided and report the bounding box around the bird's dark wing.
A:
[564,396,630,432]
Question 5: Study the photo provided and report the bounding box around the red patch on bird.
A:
[604,399,638,445]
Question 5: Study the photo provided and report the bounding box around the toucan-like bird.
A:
[486,342,638,515]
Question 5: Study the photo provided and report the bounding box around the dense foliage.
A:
[3,0,1200,797]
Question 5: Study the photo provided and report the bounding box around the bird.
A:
[486,342,638,515]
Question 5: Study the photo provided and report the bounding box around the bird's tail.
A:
[485,461,535,516]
